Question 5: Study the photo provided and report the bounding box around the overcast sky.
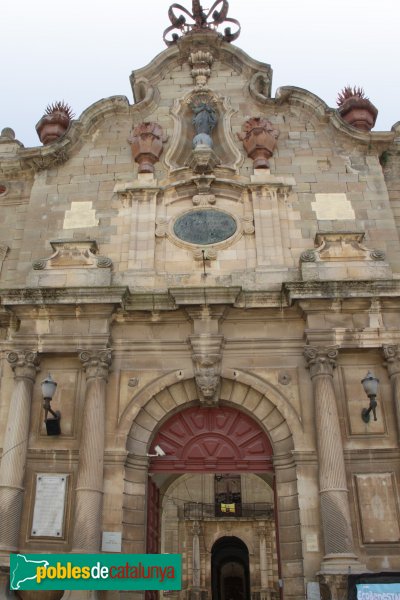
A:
[1,0,399,148]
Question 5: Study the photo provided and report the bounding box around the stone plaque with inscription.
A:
[31,474,67,538]
[174,210,237,245]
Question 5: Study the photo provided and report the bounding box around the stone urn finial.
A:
[238,117,280,169]
[36,101,74,145]
[128,122,165,174]
[337,86,378,131]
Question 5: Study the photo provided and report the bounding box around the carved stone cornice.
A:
[383,344,400,377]
[6,350,40,382]
[284,279,400,305]
[304,346,338,378]
[79,349,112,381]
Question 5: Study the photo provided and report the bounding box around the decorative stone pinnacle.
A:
[163,0,241,46]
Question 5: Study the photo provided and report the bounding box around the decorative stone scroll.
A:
[32,240,112,270]
[190,334,224,406]
[192,193,216,206]
[29,239,113,287]
[193,247,217,261]
[300,232,392,281]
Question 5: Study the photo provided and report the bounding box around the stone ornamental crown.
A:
[163,0,240,46]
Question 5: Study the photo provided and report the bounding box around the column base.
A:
[319,553,367,574]
[252,588,279,600]
[185,587,208,600]
[0,556,11,570]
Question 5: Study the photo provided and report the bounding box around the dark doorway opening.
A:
[211,537,250,600]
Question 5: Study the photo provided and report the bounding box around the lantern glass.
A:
[361,371,379,397]
[41,374,57,400]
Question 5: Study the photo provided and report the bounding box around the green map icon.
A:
[10,554,49,590]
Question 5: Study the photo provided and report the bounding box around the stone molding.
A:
[249,72,272,104]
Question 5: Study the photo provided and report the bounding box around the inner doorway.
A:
[211,537,250,600]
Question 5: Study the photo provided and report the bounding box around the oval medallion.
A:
[173,210,237,245]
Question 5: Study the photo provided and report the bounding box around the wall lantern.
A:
[361,371,379,423]
[41,374,61,436]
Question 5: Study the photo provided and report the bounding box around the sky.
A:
[1,0,399,148]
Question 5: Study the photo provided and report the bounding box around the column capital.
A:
[6,350,40,382]
[79,349,112,381]
[383,344,400,376]
[304,346,338,378]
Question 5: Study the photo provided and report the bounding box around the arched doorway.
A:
[211,537,250,600]
[122,375,305,599]
[147,405,278,599]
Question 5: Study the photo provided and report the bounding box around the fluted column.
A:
[383,345,400,442]
[0,351,40,553]
[72,349,111,552]
[304,346,358,567]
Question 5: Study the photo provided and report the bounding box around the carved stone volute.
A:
[7,350,40,382]
[304,346,338,378]
[79,349,112,381]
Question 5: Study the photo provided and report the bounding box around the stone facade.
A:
[0,4,400,600]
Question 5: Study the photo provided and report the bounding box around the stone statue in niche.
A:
[191,102,218,148]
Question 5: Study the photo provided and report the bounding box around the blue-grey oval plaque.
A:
[173,210,237,245]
